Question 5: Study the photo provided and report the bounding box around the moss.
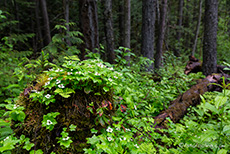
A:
[12,78,115,153]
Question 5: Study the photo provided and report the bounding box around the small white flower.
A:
[45,94,51,99]
[56,80,61,84]
[119,138,122,141]
[116,127,120,131]
[125,128,131,132]
[108,78,112,82]
[204,129,207,131]
[123,137,126,140]
[58,84,65,88]
[88,71,92,73]
[134,144,139,148]
[134,105,137,110]
[106,127,113,133]
[118,73,122,76]
[67,72,72,75]
[4,136,9,141]
[49,68,53,71]
[107,137,113,142]
[62,136,70,141]
[67,61,72,65]
[130,138,133,141]
[46,120,53,125]
[76,72,81,74]
[45,81,50,86]
[88,64,92,68]
[95,72,100,76]
[108,67,114,70]
[71,69,73,71]
[13,104,19,109]
[48,77,53,80]
[31,90,38,93]
[114,76,118,79]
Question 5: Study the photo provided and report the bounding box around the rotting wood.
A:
[153,57,230,129]
[184,55,230,75]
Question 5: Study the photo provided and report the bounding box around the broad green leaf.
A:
[223,125,230,134]
[217,149,228,154]
[214,96,228,108]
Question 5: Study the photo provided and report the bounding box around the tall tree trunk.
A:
[202,0,218,76]
[40,0,51,46]
[124,0,131,63]
[155,0,167,69]
[35,0,44,51]
[63,0,71,46]
[175,0,183,57]
[103,0,115,64]
[141,0,156,71]
[227,0,230,36]
[192,0,202,56]
[79,0,99,57]
[119,0,124,47]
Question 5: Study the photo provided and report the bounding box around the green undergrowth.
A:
[0,49,207,154]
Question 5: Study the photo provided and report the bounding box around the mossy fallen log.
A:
[153,73,227,129]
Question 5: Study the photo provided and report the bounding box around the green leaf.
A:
[223,125,230,134]
[217,149,228,154]
[215,96,228,108]
[103,86,109,92]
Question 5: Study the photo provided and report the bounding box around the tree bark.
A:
[141,0,156,71]
[103,0,116,64]
[119,0,124,47]
[40,0,52,46]
[174,0,183,57]
[63,0,71,46]
[35,0,44,51]
[202,0,218,76]
[124,0,131,63]
[155,0,167,69]
[79,0,99,56]
[192,0,202,56]
[227,0,230,36]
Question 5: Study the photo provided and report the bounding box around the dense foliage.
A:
[0,0,230,153]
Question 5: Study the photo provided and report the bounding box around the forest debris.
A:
[153,73,229,129]
[184,55,230,75]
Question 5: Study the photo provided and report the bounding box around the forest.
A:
[0,0,230,153]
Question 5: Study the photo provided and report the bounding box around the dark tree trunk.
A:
[40,0,51,46]
[174,0,183,57]
[103,0,115,64]
[202,0,218,76]
[79,0,99,56]
[227,0,230,36]
[63,0,71,46]
[124,0,131,63]
[141,0,156,71]
[192,0,202,56]
[155,0,167,69]
[119,0,124,47]
[35,0,44,51]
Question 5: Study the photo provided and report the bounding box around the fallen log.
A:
[153,73,226,129]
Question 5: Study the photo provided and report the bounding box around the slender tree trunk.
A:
[63,0,71,46]
[119,0,124,47]
[192,0,202,56]
[79,0,99,56]
[35,0,44,51]
[103,0,115,64]
[141,0,156,71]
[124,0,131,63]
[175,0,183,57]
[155,0,167,69]
[227,0,230,36]
[40,0,51,46]
[13,0,20,30]
[203,0,218,76]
